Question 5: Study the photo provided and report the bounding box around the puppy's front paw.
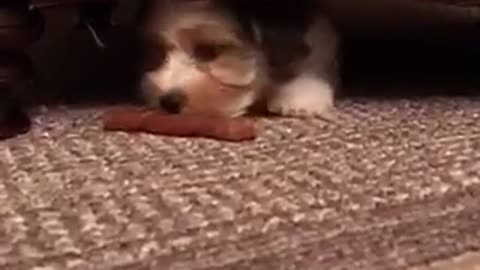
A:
[268,75,336,120]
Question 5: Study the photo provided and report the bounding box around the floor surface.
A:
[1,97,479,269]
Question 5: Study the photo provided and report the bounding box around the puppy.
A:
[138,0,339,118]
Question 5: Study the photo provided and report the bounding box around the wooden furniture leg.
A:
[0,1,43,139]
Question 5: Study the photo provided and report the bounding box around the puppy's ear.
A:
[252,21,312,82]
[261,25,311,66]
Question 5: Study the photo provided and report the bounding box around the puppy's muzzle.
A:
[158,90,187,114]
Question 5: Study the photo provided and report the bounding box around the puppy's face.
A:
[139,1,266,117]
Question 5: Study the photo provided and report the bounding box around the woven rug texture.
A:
[1,97,480,270]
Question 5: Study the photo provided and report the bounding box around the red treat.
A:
[103,107,256,142]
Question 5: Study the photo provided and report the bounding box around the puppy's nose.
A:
[158,91,186,114]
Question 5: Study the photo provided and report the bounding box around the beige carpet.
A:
[1,97,480,270]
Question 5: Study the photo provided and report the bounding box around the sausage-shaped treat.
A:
[103,107,257,142]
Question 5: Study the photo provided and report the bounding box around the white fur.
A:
[268,74,334,118]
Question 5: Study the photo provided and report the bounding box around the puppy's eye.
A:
[193,44,224,62]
